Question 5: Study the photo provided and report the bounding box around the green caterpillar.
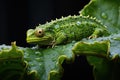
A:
[26,15,109,47]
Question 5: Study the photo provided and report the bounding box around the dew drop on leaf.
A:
[30,63,35,66]
[24,52,29,57]
[101,12,108,19]
[35,57,41,62]
[39,63,42,66]
[35,51,42,56]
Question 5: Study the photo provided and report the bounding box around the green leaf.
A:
[72,34,120,80]
[0,42,28,80]
[0,0,120,80]
[78,0,120,79]
[87,56,120,80]
[22,42,75,80]
[80,0,120,33]
[23,0,120,79]
[72,40,110,58]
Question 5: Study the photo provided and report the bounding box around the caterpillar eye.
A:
[35,28,44,37]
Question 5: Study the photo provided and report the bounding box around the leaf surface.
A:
[72,34,120,80]
[22,42,75,80]
[80,0,120,33]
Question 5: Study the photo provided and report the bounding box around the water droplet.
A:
[32,45,39,49]
[76,21,81,25]
[35,57,41,61]
[30,63,34,66]
[54,25,60,29]
[24,52,29,57]
[35,51,42,56]
[101,13,108,19]
[35,51,40,54]
[39,63,42,66]
[72,40,76,43]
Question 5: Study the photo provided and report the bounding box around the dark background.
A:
[0,0,90,46]
[0,0,94,80]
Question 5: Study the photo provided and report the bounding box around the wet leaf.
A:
[80,0,120,33]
